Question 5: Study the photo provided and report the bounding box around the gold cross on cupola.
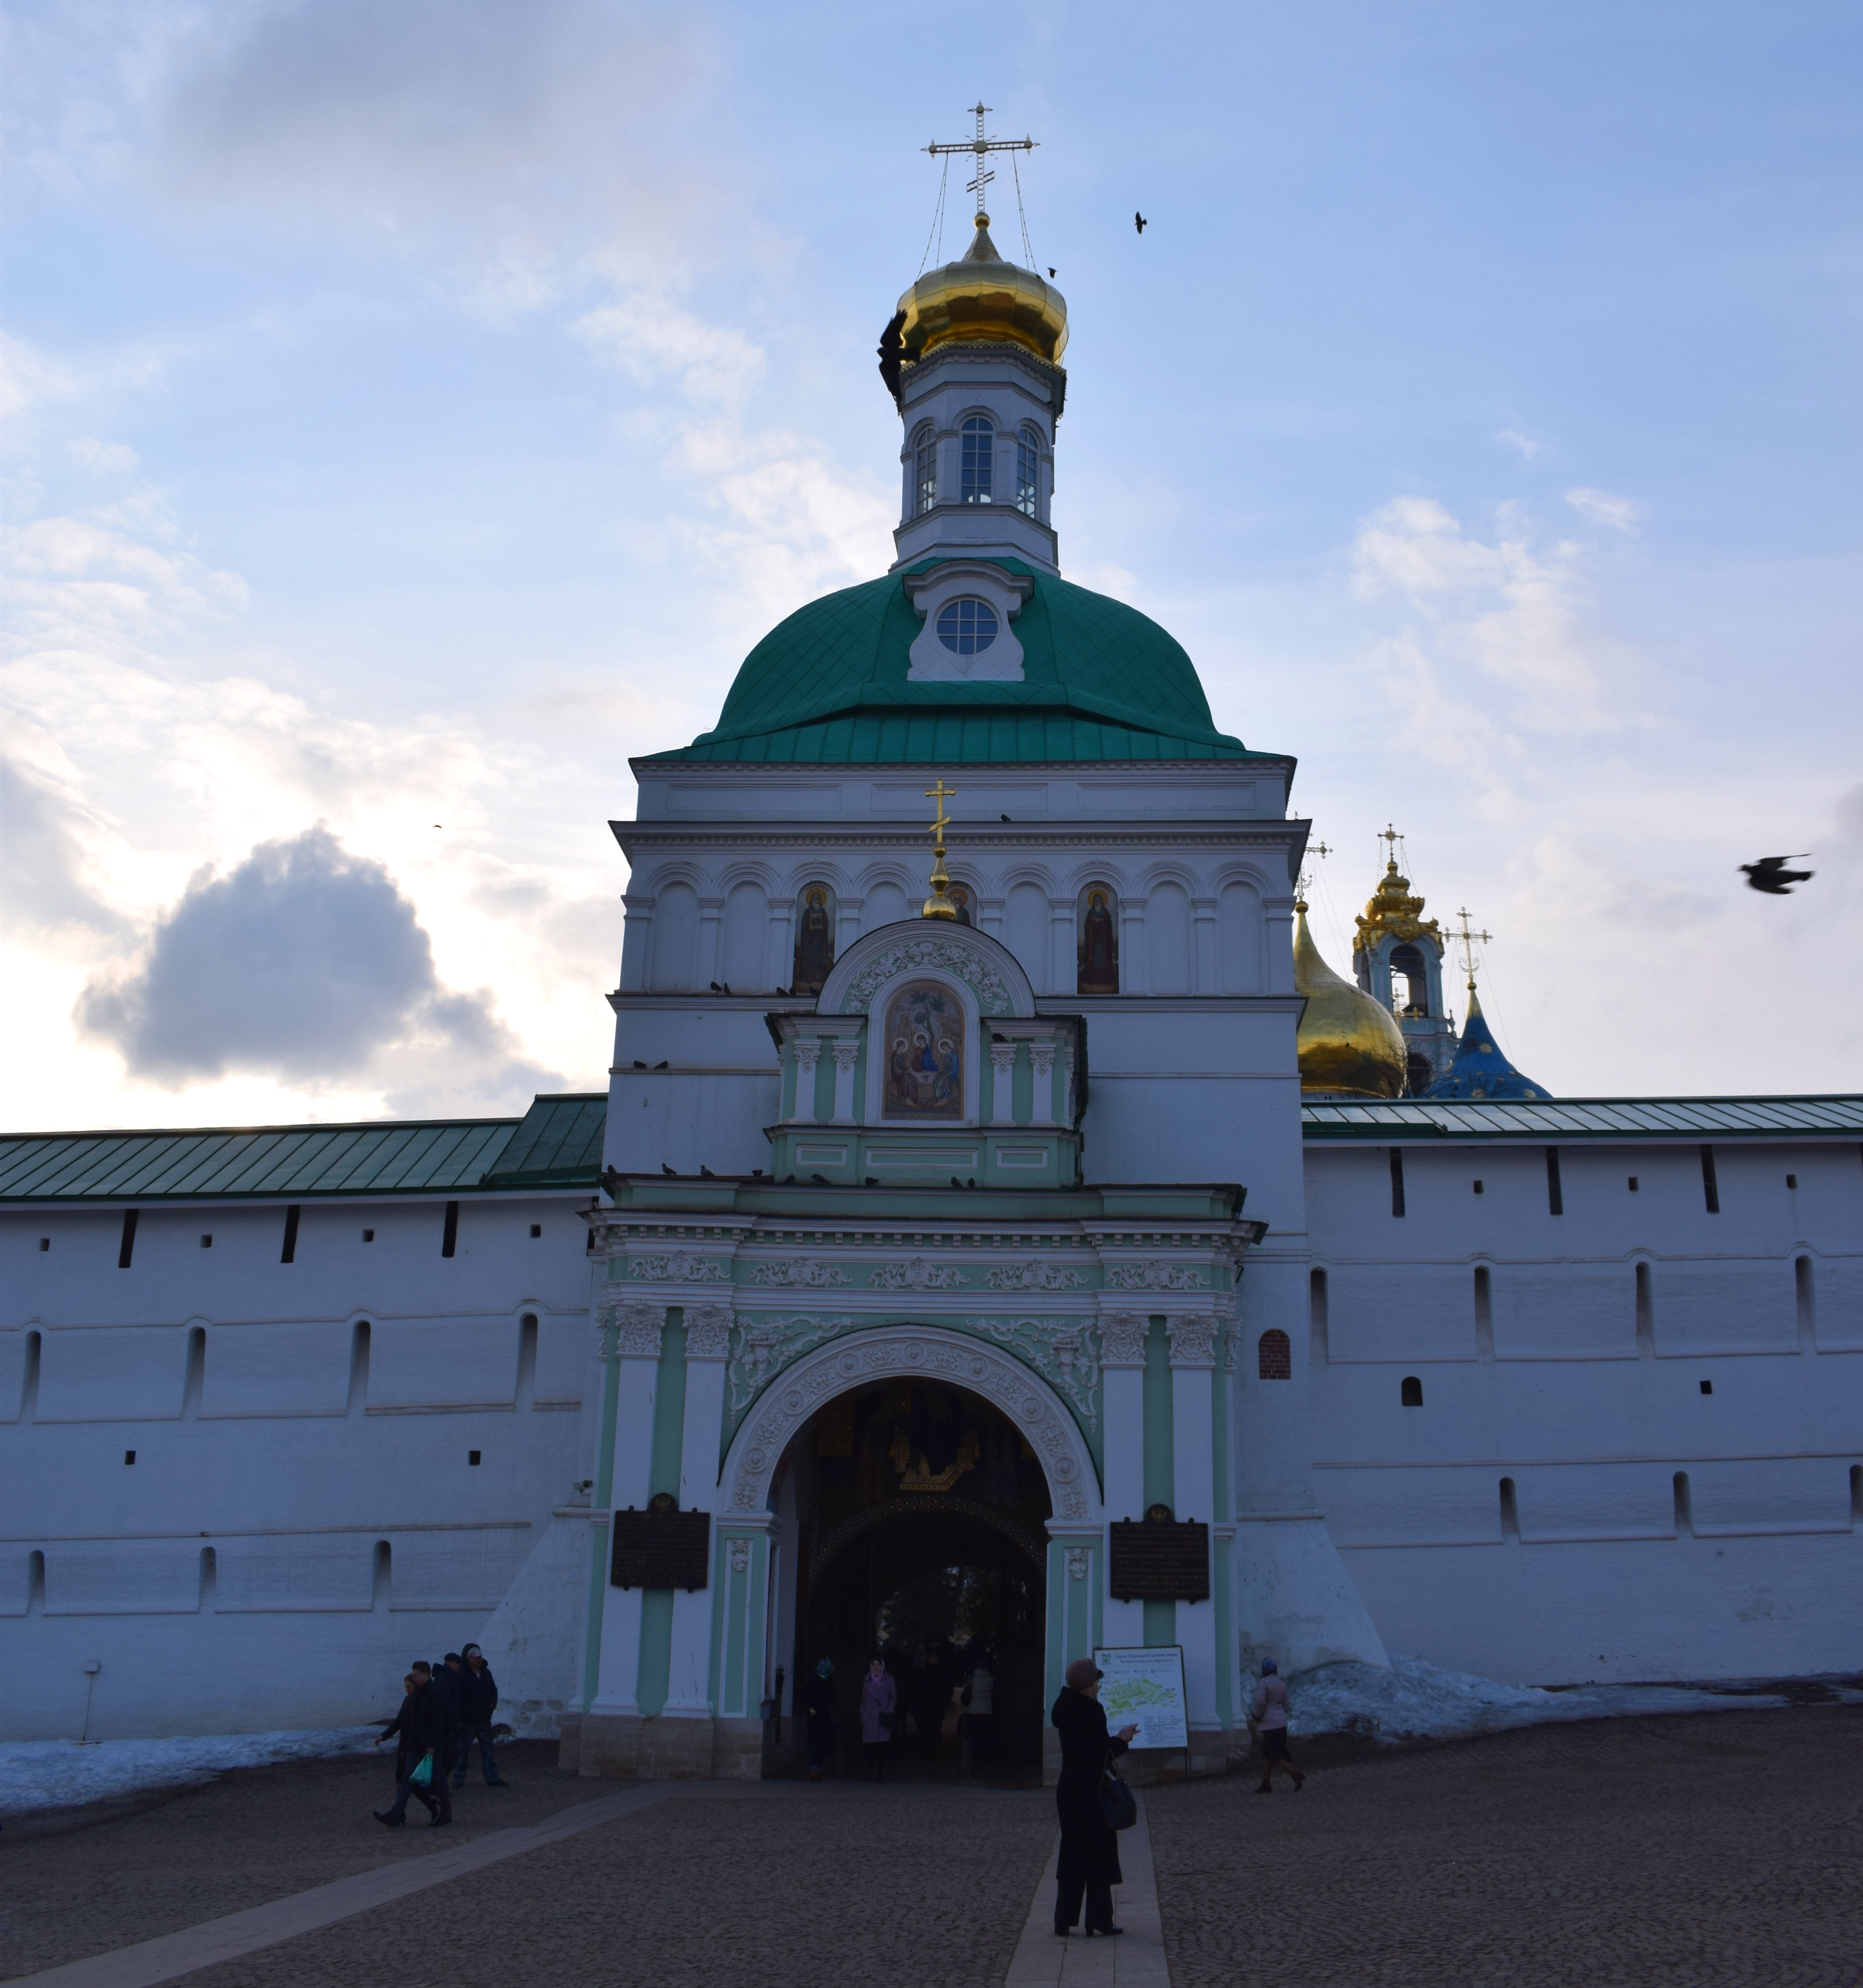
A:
[921,778,959,920]
[926,102,1037,224]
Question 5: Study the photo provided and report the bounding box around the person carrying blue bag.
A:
[1050,1657,1139,1938]
[373,1661,454,1828]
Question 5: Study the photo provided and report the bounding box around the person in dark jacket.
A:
[453,1642,507,1788]
[373,1663,453,1826]
[804,1656,836,1780]
[1051,1657,1138,1937]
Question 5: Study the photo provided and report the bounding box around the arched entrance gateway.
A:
[723,1327,1104,1781]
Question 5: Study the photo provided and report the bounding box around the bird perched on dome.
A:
[1741,855,1813,895]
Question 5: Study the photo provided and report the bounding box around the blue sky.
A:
[4,0,1859,1129]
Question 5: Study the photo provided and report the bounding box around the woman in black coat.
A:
[1051,1656,1139,1937]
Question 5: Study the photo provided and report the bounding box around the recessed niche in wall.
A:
[1472,1180,1484,1195]
[1401,1376,1423,1407]
[363,1229,375,1242]
[1628,1177,1639,1191]
[1700,1379,1713,1395]
[123,1450,136,1465]
[1786,1173,1798,1190]
[530,1224,542,1238]
[199,1234,212,1248]
[38,1237,49,1252]
[468,1450,482,1466]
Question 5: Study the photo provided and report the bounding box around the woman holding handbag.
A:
[1050,1657,1140,1937]
[859,1654,898,1783]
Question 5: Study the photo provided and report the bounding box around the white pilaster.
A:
[830,1042,858,1124]
[793,1041,821,1123]
[1099,1310,1148,1649]
[1030,1042,1057,1126]
[990,1043,1017,1125]
[592,1300,664,1715]
[1168,1313,1220,1732]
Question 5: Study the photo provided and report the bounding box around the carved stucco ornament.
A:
[627,1252,730,1283]
[1103,1260,1209,1293]
[840,939,1013,1017]
[728,1328,1095,1522]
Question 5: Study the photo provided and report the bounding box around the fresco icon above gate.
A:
[882,979,965,1119]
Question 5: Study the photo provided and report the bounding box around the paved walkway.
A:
[5,1708,1859,1987]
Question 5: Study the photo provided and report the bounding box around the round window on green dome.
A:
[936,599,997,655]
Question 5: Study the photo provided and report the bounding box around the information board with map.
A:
[1092,1645,1189,1750]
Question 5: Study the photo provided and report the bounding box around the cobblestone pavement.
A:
[1146,1708,1863,1988]
[1,1747,1057,1988]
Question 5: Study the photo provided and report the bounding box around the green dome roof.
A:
[646,560,1261,765]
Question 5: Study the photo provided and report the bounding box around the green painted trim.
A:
[635,1313,689,1720]
[635,1589,673,1719]
[1142,1319,1175,1648]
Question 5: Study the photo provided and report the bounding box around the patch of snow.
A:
[1285,1652,1789,1745]
[0,1727,381,1817]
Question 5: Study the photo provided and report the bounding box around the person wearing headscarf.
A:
[1050,1657,1138,1937]
[804,1656,837,1780]
[858,1654,898,1782]
[1251,1657,1304,1792]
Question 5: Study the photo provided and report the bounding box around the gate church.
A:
[5,140,1861,1766]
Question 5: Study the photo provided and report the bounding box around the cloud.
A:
[0,757,131,939]
[1349,495,1645,733]
[1496,428,1541,459]
[1564,486,1640,533]
[75,824,549,1095]
[573,293,765,408]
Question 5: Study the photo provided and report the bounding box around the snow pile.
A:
[0,1727,381,1816]
[1286,1652,1787,1745]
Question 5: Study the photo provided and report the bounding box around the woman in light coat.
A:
[859,1655,898,1783]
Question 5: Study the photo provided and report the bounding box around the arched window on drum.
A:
[959,416,994,503]
[791,883,837,994]
[1077,884,1119,994]
[911,423,938,517]
[1015,424,1041,516]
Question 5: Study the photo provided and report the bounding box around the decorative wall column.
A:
[1119,896,1147,996]
[989,1042,1017,1125]
[663,1302,731,1719]
[765,897,794,994]
[590,1300,665,1716]
[1030,1042,1057,1126]
[696,897,725,989]
[1048,895,1076,999]
[1167,1311,1221,1736]
[1098,1310,1149,1650]
[619,894,654,994]
[1191,896,1219,994]
[792,1041,821,1123]
[830,1043,858,1124]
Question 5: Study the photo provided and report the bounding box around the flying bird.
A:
[1741,855,1814,895]
[1134,212,1146,234]
[1047,266,1056,278]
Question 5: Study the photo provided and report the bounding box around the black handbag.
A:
[1100,1766,1137,1831]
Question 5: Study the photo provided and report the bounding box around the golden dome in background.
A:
[897,214,1069,365]
[1294,901,1407,1099]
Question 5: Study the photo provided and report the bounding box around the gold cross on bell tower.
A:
[926,102,1036,223]
[921,779,959,920]
[1451,908,1493,993]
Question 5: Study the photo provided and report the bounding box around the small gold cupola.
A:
[1294,898,1407,1099]
[897,212,1069,365]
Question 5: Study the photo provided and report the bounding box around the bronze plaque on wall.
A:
[1108,1503,1210,1602]
[610,1492,711,1592]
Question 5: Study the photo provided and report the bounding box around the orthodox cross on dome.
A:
[1450,907,1493,993]
[1379,823,1403,871]
[921,777,959,920]
[926,102,1036,224]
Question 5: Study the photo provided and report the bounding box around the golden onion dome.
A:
[897,213,1068,365]
[1294,901,1407,1099]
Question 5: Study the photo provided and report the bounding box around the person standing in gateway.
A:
[1051,1657,1139,1937]
[859,1654,897,1782]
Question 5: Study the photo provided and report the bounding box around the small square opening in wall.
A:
[1472,1180,1484,1195]
[124,1450,136,1465]
[1786,1174,1798,1190]
[200,1234,212,1248]
[468,1450,482,1466]
[362,1229,374,1242]
[530,1224,542,1239]
[39,1237,49,1251]
[1628,1177,1639,1192]
[1700,1379,1713,1396]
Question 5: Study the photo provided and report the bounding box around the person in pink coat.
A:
[1251,1658,1304,1792]
[859,1654,898,1783]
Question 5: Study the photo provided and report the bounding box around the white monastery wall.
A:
[1304,1137,1863,1684]
[0,1192,598,1741]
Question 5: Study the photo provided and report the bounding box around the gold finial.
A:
[1451,907,1493,993]
[922,778,959,919]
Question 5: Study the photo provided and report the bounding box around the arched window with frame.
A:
[1388,941,1430,1015]
[960,416,994,503]
[1015,425,1040,515]
[912,424,938,517]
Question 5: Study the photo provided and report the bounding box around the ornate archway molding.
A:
[722,1325,1100,1523]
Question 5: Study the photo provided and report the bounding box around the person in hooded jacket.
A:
[1051,1657,1138,1938]
[453,1641,507,1788]
[373,1662,453,1827]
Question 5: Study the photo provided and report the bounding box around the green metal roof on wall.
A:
[1299,1096,1863,1142]
[643,562,1267,766]
[0,1094,606,1203]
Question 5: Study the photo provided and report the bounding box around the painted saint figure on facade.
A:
[946,883,974,927]
[792,886,835,993]
[882,979,964,1119]
[1078,886,1118,993]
